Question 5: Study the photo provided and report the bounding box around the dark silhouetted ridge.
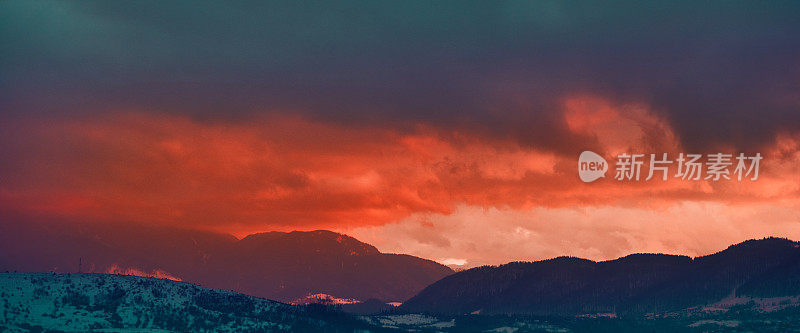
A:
[401,237,800,315]
[0,219,453,303]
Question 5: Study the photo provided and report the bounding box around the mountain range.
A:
[401,237,800,316]
[0,218,452,303]
[5,216,800,319]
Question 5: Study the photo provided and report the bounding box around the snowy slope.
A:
[0,272,373,332]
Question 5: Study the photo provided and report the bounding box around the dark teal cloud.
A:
[1,1,799,152]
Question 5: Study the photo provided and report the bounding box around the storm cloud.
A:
[2,1,799,153]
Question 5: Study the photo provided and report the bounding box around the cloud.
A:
[0,99,797,234]
[0,111,559,231]
[438,258,468,267]
[346,201,800,267]
[1,1,798,152]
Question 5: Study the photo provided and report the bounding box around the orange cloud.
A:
[0,112,560,233]
[564,95,682,156]
[0,96,797,239]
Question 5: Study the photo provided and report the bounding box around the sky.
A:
[1,1,800,267]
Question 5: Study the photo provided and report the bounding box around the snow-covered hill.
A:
[0,272,373,332]
[5,271,799,333]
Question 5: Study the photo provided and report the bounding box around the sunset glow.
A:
[2,1,799,270]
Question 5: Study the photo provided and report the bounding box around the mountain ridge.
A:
[401,237,800,316]
[0,219,453,303]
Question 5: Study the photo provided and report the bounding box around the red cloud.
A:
[0,97,797,237]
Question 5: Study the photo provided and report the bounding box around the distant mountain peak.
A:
[238,229,380,256]
[0,222,452,303]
